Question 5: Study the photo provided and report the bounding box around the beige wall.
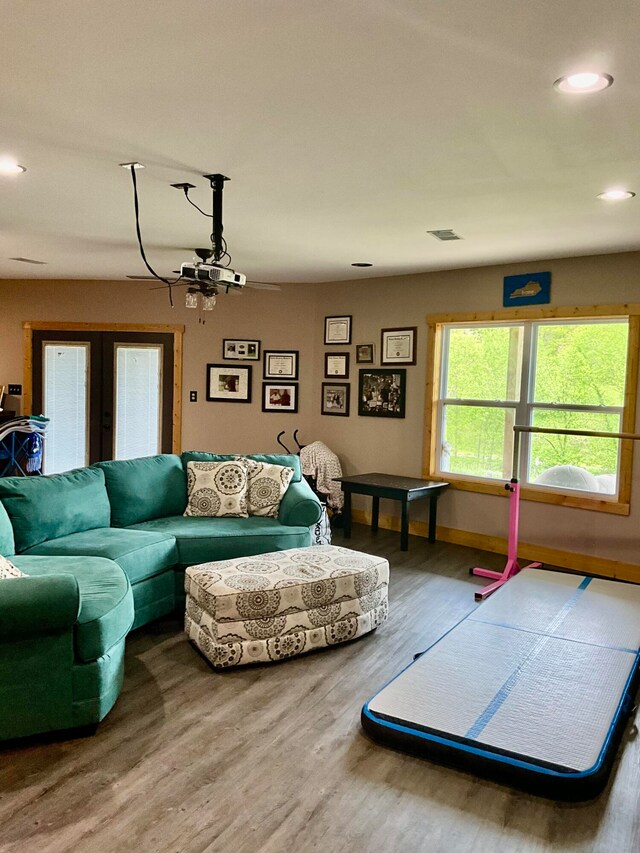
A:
[0,279,318,454]
[312,251,640,566]
[1,250,639,566]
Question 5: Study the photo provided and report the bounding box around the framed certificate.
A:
[324,352,349,379]
[324,315,352,345]
[381,327,417,365]
[263,350,299,380]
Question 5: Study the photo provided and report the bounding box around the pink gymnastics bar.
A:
[470,425,640,602]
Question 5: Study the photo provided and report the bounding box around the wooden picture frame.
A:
[206,363,252,403]
[321,382,350,417]
[356,343,374,364]
[324,352,350,379]
[324,315,352,345]
[381,327,417,365]
[222,339,261,361]
[263,350,299,380]
[358,368,406,418]
[262,382,298,413]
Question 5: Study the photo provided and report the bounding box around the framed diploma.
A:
[324,352,349,379]
[263,350,299,380]
[324,315,352,345]
[380,327,417,365]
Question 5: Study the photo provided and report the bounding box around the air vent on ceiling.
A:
[9,257,48,264]
[427,229,462,241]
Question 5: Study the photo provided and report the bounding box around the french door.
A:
[30,328,181,474]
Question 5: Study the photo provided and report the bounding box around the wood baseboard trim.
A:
[350,508,640,584]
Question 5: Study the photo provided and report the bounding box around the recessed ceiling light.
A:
[351,262,373,267]
[553,72,613,94]
[597,189,635,201]
[0,157,27,175]
[119,162,145,170]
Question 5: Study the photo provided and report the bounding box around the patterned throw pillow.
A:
[239,457,295,518]
[0,554,26,579]
[184,460,249,518]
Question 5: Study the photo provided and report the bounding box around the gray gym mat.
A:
[368,569,640,772]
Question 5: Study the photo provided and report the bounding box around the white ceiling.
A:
[1,0,639,282]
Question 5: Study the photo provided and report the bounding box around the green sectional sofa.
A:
[0,452,322,741]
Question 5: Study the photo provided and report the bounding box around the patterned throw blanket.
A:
[300,441,344,512]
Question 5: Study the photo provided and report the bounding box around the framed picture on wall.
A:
[356,343,374,364]
[262,382,298,413]
[381,327,417,365]
[263,350,299,380]
[358,368,406,418]
[321,382,350,417]
[222,339,261,361]
[206,364,252,403]
[324,315,352,345]
[324,352,349,378]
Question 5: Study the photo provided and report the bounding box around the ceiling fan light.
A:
[185,289,199,309]
[201,293,217,311]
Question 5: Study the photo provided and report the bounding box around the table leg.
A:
[400,500,409,551]
[428,494,438,543]
[343,491,352,539]
[371,496,380,533]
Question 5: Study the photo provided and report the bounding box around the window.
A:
[426,307,639,514]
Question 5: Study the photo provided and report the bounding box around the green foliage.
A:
[442,321,628,487]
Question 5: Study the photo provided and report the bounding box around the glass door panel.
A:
[42,342,89,474]
[114,344,163,459]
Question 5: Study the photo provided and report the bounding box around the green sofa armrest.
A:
[278,479,322,527]
[0,575,80,640]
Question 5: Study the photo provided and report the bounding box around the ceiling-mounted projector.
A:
[180,262,247,287]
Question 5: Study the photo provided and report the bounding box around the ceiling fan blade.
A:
[148,281,190,291]
[245,281,282,291]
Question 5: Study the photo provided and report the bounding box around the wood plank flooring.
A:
[1,526,639,853]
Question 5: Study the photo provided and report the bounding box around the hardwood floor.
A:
[1,526,639,853]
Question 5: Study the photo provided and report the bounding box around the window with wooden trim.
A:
[425,307,640,514]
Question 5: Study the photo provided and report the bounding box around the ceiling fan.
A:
[125,167,280,311]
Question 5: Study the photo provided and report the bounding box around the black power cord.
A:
[129,166,183,307]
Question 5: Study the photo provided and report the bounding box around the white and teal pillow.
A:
[239,458,295,518]
[184,460,249,518]
[0,554,25,579]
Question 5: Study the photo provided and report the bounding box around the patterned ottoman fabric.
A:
[184,545,389,668]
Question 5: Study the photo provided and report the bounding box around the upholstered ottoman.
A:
[184,545,389,668]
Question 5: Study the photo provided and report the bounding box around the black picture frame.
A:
[358,368,406,418]
[222,339,261,361]
[321,382,350,417]
[206,363,252,403]
[324,315,352,345]
[262,382,298,413]
[380,327,417,366]
[356,343,374,364]
[324,352,350,379]
[263,350,299,380]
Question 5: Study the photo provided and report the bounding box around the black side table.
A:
[334,473,449,551]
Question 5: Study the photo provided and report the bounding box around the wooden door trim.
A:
[23,321,184,454]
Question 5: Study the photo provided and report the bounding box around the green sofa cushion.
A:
[278,479,323,526]
[0,572,79,639]
[128,515,312,565]
[0,467,111,553]
[23,527,178,585]
[12,555,134,664]
[95,454,188,527]
[181,451,302,483]
[72,637,126,726]
[0,501,15,557]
